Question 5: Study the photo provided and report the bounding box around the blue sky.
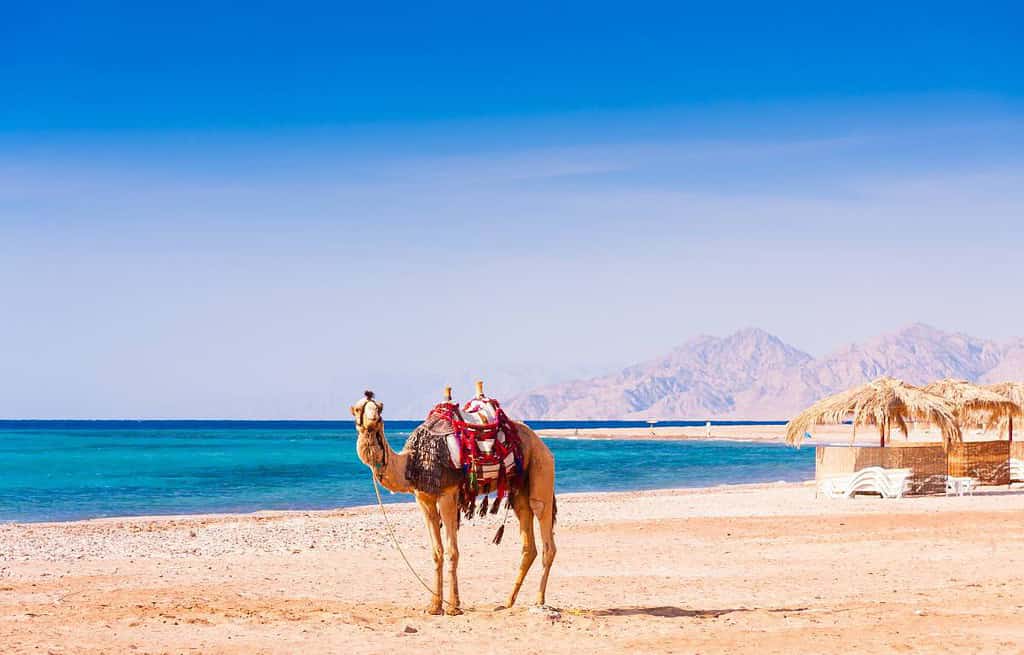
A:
[2,3,1023,418]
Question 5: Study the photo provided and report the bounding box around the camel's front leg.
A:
[438,490,463,615]
[415,493,444,615]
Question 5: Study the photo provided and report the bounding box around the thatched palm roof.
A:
[981,381,1024,438]
[922,378,1019,429]
[785,376,961,448]
[983,382,1024,416]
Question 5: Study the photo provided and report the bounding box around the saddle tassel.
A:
[478,495,489,517]
[492,496,512,545]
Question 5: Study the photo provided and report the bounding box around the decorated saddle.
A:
[404,395,524,520]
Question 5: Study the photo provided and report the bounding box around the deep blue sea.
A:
[0,420,813,523]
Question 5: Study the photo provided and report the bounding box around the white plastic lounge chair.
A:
[1010,458,1024,485]
[945,476,975,496]
[818,467,912,499]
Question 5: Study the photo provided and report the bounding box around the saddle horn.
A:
[475,380,485,398]
[444,385,452,402]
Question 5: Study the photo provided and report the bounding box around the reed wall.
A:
[815,444,947,496]
[947,441,1011,485]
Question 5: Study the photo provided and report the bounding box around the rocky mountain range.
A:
[505,324,1024,420]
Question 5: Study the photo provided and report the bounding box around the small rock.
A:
[529,605,561,621]
[403,625,418,634]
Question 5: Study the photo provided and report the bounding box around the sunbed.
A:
[818,467,912,499]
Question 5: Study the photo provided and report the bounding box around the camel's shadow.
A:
[588,605,809,619]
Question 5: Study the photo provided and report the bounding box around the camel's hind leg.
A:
[529,469,557,607]
[532,495,556,607]
[504,492,537,608]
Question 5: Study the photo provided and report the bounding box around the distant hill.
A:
[505,324,1024,420]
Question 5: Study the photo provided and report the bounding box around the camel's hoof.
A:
[494,604,508,612]
[445,606,464,616]
[425,605,443,616]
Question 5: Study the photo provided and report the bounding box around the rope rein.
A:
[370,471,455,609]
[357,392,442,603]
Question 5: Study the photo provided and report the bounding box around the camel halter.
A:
[355,396,387,481]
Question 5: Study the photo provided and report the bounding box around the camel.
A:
[351,389,557,616]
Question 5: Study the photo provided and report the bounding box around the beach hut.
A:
[922,379,1018,434]
[785,376,961,448]
[921,379,1018,486]
[789,377,962,495]
[983,382,1024,441]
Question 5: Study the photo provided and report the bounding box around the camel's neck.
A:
[357,427,412,494]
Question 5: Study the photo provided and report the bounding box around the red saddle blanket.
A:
[427,397,523,516]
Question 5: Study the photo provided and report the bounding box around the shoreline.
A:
[8,481,1024,544]
[2,480,817,528]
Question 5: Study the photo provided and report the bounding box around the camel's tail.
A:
[552,495,557,524]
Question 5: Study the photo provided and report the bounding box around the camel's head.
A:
[351,390,385,469]
[351,390,383,431]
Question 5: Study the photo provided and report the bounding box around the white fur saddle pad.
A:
[460,398,498,425]
[445,398,510,476]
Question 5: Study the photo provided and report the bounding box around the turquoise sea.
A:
[0,420,813,523]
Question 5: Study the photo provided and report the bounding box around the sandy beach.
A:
[4,482,1024,654]
[536,422,993,445]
